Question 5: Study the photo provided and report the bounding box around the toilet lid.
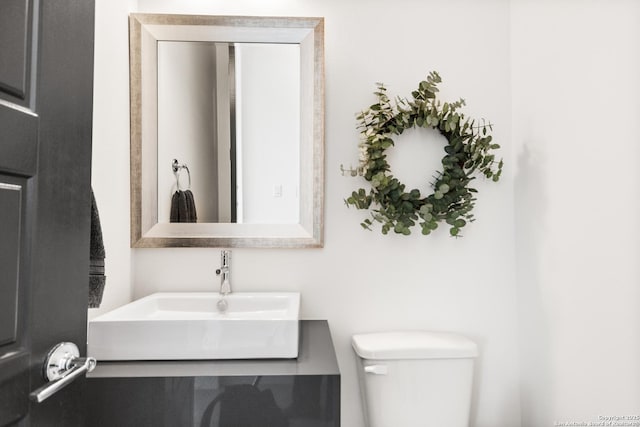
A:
[351,331,478,360]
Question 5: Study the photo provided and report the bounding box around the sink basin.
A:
[87,292,300,361]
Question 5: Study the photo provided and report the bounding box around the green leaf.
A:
[450,227,459,236]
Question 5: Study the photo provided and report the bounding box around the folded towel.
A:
[89,189,106,308]
[170,190,197,223]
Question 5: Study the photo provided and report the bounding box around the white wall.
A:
[89,0,137,319]
[511,1,640,425]
[93,1,519,426]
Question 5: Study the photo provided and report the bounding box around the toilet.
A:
[352,331,478,427]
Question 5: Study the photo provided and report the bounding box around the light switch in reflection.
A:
[273,185,283,198]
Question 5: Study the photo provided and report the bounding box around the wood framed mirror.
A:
[129,14,324,248]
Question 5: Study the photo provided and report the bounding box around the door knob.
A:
[29,342,97,403]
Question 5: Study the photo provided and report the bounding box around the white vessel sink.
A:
[87,292,300,361]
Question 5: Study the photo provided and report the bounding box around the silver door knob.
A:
[29,342,97,403]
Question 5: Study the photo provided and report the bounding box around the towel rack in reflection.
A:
[172,159,191,190]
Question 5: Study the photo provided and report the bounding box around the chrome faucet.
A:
[215,250,231,295]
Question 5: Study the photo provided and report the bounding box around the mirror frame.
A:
[129,14,324,248]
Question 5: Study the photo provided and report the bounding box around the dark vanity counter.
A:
[86,320,340,427]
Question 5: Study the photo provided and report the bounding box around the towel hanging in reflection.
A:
[170,189,197,223]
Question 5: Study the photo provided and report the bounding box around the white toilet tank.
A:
[352,331,478,427]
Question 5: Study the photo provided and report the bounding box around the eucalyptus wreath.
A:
[345,71,503,237]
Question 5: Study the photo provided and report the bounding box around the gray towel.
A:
[89,189,106,308]
[170,190,197,223]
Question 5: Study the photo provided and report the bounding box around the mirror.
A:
[129,14,324,248]
[157,41,301,224]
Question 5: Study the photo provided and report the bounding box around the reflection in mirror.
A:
[129,14,324,248]
[157,42,300,225]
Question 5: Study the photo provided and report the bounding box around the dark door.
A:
[0,0,95,425]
